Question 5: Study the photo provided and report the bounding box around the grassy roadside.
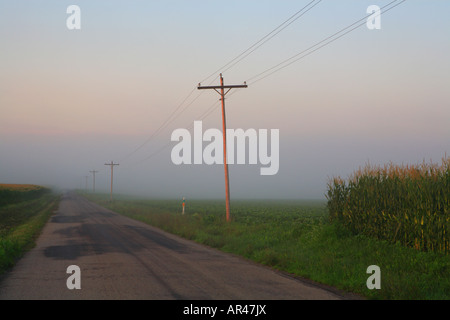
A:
[80,192,450,300]
[0,189,60,274]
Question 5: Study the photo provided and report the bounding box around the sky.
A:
[1,0,449,200]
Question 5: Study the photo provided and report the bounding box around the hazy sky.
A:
[1,0,449,199]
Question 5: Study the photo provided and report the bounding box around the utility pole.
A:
[198,74,247,222]
[104,161,119,201]
[89,170,99,193]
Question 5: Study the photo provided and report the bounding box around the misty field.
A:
[81,192,449,300]
[0,184,59,273]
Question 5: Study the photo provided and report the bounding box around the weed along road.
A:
[0,192,343,300]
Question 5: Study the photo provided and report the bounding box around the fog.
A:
[1,1,449,200]
[1,130,447,200]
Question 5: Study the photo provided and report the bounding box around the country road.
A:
[0,192,347,300]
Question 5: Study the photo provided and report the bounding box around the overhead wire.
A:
[122,0,407,166]
[123,2,321,165]
[246,0,406,85]
[119,74,223,167]
[130,99,222,166]
[219,0,322,76]
[189,0,407,152]
[199,0,322,85]
[133,85,252,164]
[119,86,197,163]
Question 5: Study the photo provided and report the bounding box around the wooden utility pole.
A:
[89,170,99,193]
[197,74,247,222]
[104,161,119,201]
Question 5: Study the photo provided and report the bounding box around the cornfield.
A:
[326,157,450,254]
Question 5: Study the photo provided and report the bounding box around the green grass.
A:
[0,186,60,274]
[80,192,450,300]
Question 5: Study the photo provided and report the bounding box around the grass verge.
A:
[0,191,60,274]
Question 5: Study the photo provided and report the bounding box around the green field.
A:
[81,192,450,300]
[0,184,60,274]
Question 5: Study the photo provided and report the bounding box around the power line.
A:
[119,3,321,165]
[246,0,406,85]
[132,90,245,165]
[129,99,221,166]
[119,75,221,166]
[127,87,251,167]
[197,100,221,122]
[199,0,322,84]
[121,1,407,167]
[143,0,407,165]
[119,86,197,163]
[220,0,322,76]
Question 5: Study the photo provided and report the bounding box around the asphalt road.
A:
[0,192,346,300]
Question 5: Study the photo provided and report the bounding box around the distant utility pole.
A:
[89,170,99,193]
[198,73,247,222]
[104,161,119,201]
